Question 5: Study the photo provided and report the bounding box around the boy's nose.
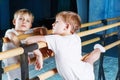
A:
[52,23,55,27]
[22,19,26,23]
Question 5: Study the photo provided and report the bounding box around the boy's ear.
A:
[64,24,69,31]
[66,23,69,29]
[66,23,72,30]
[12,19,16,25]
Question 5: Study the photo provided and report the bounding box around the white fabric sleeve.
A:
[45,35,57,52]
[4,29,13,37]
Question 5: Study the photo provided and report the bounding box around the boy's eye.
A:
[26,20,30,23]
[19,17,23,20]
[55,21,58,23]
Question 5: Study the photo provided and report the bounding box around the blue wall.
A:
[0,0,120,35]
[89,0,120,21]
[0,0,10,30]
[76,0,89,23]
[89,0,120,34]
[9,0,51,27]
[0,0,77,31]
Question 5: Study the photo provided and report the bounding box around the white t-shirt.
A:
[2,28,33,80]
[45,34,95,80]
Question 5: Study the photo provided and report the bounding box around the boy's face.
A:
[13,14,32,32]
[52,17,67,35]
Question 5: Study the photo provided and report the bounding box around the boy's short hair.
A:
[13,8,34,23]
[56,11,81,33]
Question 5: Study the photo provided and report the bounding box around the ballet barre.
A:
[0,17,120,80]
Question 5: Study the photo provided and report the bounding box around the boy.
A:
[25,11,105,80]
[2,9,43,80]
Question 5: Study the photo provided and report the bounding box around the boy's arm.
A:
[25,35,46,45]
[33,27,47,35]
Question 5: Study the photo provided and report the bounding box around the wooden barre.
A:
[106,17,120,22]
[0,37,100,61]
[0,47,24,60]
[47,29,52,34]
[37,68,58,80]
[81,21,102,28]
[1,30,119,70]
[82,37,100,46]
[2,17,120,43]
[78,22,120,37]
[1,25,119,69]
[0,25,85,43]
[0,16,120,79]
[2,33,35,43]
[1,20,119,73]
[44,18,118,34]
[2,31,118,73]
[2,35,120,79]
[2,27,48,43]
[3,57,36,73]
[105,32,118,38]
[3,54,54,73]
[105,40,120,50]
[2,22,119,43]
[4,63,20,73]
[3,56,53,73]
[2,37,100,73]
[81,17,120,28]
[0,42,47,60]
[17,33,36,40]
[0,38,100,73]
[81,31,118,46]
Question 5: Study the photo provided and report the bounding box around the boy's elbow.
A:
[26,40,33,45]
[26,38,38,45]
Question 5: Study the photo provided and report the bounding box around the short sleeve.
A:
[4,29,13,37]
[4,28,18,37]
[45,35,58,52]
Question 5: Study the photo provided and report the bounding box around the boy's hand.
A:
[28,56,31,64]
[33,49,43,70]
[33,27,47,35]
[24,36,37,44]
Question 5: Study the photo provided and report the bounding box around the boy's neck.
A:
[16,30,25,35]
[60,33,73,36]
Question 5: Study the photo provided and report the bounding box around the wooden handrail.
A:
[0,42,47,60]
[1,21,119,72]
[78,22,120,37]
[2,17,120,43]
[1,17,120,79]
[37,68,58,80]
[105,40,120,50]
[81,17,120,28]
[81,21,102,28]
[0,47,24,60]
[2,30,118,73]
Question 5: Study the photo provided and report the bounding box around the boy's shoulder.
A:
[5,28,16,36]
[6,28,15,32]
